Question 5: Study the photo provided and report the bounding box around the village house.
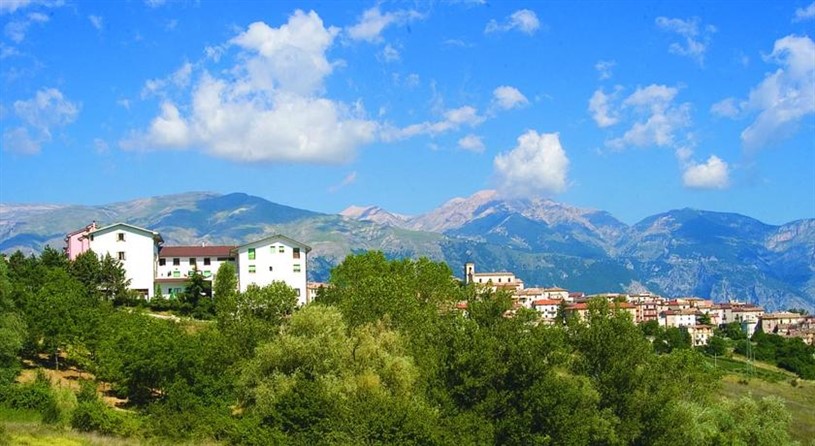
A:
[65,222,163,298]
[156,245,236,298]
[463,262,524,293]
[661,308,699,328]
[307,281,329,305]
[531,299,561,323]
[683,325,714,347]
[235,234,311,306]
[758,312,806,334]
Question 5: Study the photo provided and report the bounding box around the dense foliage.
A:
[0,250,803,445]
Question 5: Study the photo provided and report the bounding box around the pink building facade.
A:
[64,221,97,260]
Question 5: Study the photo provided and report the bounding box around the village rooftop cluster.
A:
[64,221,815,346]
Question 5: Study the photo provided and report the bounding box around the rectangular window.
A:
[278,246,285,253]
[203,257,211,266]
[118,251,126,261]
[295,288,301,297]
[293,264,301,273]
[190,257,196,266]
[117,232,125,241]
[173,270,180,278]
[248,265,256,274]
[293,247,300,259]
[248,248,256,260]
[159,258,166,266]
[173,258,180,266]
[203,270,212,278]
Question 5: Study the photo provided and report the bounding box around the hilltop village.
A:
[64,221,815,347]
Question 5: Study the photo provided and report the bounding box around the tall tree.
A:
[99,253,130,304]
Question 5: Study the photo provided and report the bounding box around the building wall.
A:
[237,238,308,306]
[65,232,91,261]
[157,256,233,285]
[90,226,157,298]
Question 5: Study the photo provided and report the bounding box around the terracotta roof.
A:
[473,272,514,276]
[159,245,236,257]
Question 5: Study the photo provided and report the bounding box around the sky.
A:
[0,0,813,225]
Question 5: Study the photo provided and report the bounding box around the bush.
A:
[71,400,122,435]
[0,370,55,412]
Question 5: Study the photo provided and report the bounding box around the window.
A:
[190,257,196,266]
[173,258,180,266]
[248,265,256,274]
[498,278,502,283]
[295,288,301,297]
[173,271,180,278]
[203,257,211,266]
[293,247,300,259]
[118,251,126,261]
[278,246,285,253]
[203,271,212,278]
[248,248,256,260]
[269,266,273,271]
[159,258,166,266]
[117,232,125,241]
[293,264,301,273]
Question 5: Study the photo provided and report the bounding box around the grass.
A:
[711,354,815,444]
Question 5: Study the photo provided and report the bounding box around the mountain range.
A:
[2,191,813,312]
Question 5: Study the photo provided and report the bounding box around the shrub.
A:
[71,400,121,435]
[0,370,55,412]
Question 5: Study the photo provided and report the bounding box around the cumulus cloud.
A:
[494,130,569,197]
[492,85,529,110]
[2,88,79,154]
[595,60,616,80]
[346,6,422,42]
[588,88,619,127]
[739,35,815,149]
[458,134,485,152]
[605,84,692,149]
[682,155,730,189]
[141,62,193,98]
[793,2,815,21]
[123,10,377,164]
[655,16,716,65]
[485,9,540,35]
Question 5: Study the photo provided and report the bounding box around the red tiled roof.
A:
[159,245,236,257]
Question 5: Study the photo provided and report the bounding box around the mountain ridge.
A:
[2,190,813,311]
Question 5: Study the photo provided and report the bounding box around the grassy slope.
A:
[711,355,815,444]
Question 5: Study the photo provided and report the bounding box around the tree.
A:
[0,260,26,368]
[69,250,102,297]
[213,262,237,302]
[181,269,211,317]
[99,254,130,304]
[698,312,712,325]
[705,335,728,357]
[716,321,747,340]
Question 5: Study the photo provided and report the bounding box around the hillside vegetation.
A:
[0,248,809,445]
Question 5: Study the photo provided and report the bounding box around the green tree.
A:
[69,250,102,297]
[0,260,26,368]
[213,262,237,302]
[705,335,728,357]
[99,254,130,304]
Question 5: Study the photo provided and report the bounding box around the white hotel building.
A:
[235,235,311,306]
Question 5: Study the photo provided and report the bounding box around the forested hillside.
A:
[0,249,807,445]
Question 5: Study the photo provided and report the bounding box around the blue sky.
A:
[0,0,813,225]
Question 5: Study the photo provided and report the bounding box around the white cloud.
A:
[382,44,399,62]
[492,85,529,110]
[88,15,103,30]
[141,62,193,98]
[2,127,40,154]
[328,171,357,193]
[595,60,616,80]
[4,11,49,43]
[2,88,79,154]
[124,10,377,164]
[588,88,619,127]
[382,105,485,140]
[458,134,485,152]
[793,2,815,21]
[346,6,422,42]
[494,130,569,197]
[0,0,63,14]
[0,43,19,59]
[655,16,715,65]
[710,97,740,118]
[682,155,730,189]
[144,0,166,8]
[739,35,815,149]
[605,84,691,149]
[485,9,540,35]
